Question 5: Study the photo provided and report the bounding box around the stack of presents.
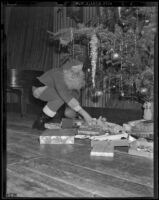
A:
[40,117,154,159]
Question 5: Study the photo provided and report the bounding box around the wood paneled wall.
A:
[5,6,142,109]
[6,6,96,71]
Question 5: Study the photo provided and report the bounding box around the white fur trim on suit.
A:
[74,105,82,112]
[43,105,56,117]
[68,98,81,112]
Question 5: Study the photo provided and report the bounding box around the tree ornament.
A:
[111,85,116,92]
[112,52,120,60]
[95,90,103,97]
[128,29,134,34]
[140,87,148,94]
[141,30,144,35]
[121,91,125,96]
[152,27,157,33]
[145,19,150,25]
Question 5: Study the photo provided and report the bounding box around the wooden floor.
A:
[6,112,154,197]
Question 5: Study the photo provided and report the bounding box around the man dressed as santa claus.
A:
[32,59,94,130]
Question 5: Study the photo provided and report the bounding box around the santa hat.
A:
[62,59,83,70]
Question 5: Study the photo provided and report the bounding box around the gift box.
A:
[91,139,129,147]
[91,140,114,157]
[111,139,129,147]
[39,128,77,144]
[78,126,104,136]
[128,148,153,159]
[90,139,129,157]
[128,139,153,159]
[44,123,61,129]
[127,120,154,139]
[73,119,83,127]
[112,139,129,153]
[61,118,74,129]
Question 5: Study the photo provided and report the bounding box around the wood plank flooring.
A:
[6,113,154,197]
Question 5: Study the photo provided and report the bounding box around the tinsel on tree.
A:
[47,6,157,103]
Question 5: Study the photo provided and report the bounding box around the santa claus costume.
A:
[32,59,87,130]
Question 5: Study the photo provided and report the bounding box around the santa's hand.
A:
[77,107,93,125]
[97,116,108,129]
[85,116,94,126]
[87,118,97,126]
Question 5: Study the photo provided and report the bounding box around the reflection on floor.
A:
[6,112,154,197]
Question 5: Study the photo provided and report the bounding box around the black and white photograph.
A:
[1,1,158,198]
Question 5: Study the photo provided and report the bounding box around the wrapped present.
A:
[112,139,129,153]
[73,119,84,127]
[128,138,153,159]
[78,128,101,136]
[128,148,153,159]
[40,136,74,144]
[39,128,77,144]
[91,139,129,147]
[130,131,153,140]
[44,123,61,129]
[100,121,124,134]
[74,137,91,146]
[91,139,129,157]
[61,118,74,129]
[111,139,129,147]
[75,134,90,139]
[131,120,154,132]
[78,125,104,136]
[129,138,153,150]
[123,123,132,133]
[91,140,114,157]
[128,119,146,126]
[130,120,154,139]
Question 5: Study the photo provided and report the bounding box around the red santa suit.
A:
[32,60,84,118]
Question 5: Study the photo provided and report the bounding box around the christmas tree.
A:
[47,6,157,103]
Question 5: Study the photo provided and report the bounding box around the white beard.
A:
[63,69,85,90]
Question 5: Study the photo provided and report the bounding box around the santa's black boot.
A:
[32,112,52,130]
